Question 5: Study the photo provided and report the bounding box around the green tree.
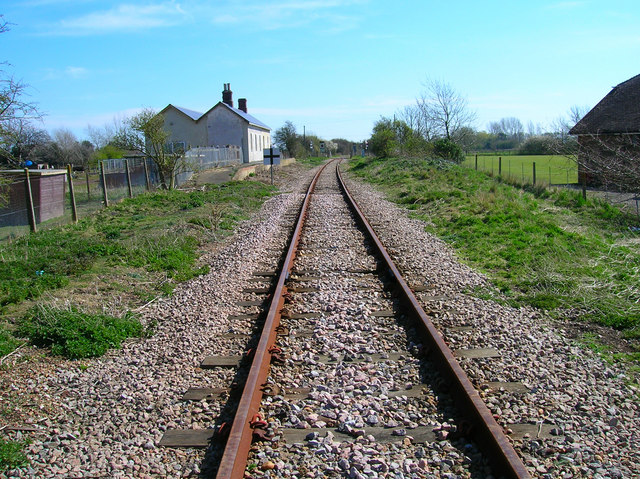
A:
[370,118,397,158]
[114,108,187,189]
[273,121,299,156]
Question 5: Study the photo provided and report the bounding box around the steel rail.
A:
[215,160,335,479]
[336,161,531,479]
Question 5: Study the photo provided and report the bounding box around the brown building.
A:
[569,73,640,189]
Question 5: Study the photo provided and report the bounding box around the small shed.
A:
[0,169,67,227]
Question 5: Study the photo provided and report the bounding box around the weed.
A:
[0,438,28,471]
[17,304,143,359]
[0,325,21,357]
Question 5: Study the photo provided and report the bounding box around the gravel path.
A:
[2,159,638,479]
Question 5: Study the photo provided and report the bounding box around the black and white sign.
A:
[263,147,281,166]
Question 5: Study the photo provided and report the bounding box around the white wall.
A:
[162,108,207,148]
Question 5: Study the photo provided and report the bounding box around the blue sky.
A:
[2,0,639,142]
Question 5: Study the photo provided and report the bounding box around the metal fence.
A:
[0,145,243,242]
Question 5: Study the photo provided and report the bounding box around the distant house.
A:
[159,84,271,163]
[569,73,640,187]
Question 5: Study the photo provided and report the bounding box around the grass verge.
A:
[0,180,276,358]
[349,157,640,341]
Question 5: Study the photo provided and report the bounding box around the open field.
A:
[462,154,578,185]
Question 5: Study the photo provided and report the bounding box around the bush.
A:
[433,138,464,163]
[518,135,555,155]
[18,305,144,359]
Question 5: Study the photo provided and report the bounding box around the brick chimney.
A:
[222,83,233,107]
[238,98,247,113]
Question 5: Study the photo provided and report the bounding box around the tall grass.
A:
[349,157,640,335]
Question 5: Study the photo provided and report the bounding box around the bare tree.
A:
[573,134,639,193]
[488,117,524,142]
[418,78,476,141]
[0,16,40,138]
[0,119,50,166]
[113,108,187,189]
[53,128,90,167]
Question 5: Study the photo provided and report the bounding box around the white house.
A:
[159,83,271,163]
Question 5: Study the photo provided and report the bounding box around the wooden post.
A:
[24,168,37,232]
[85,169,91,200]
[532,162,536,185]
[498,156,502,176]
[475,154,478,171]
[100,160,109,207]
[143,159,151,191]
[67,165,78,224]
[125,159,133,198]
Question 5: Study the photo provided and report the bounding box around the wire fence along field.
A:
[0,146,244,243]
[463,154,578,185]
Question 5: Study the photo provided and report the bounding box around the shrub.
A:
[18,305,144,359]
[432,139,465,163]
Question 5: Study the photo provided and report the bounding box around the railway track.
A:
[161,159,531,478]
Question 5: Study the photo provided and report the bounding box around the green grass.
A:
[17,305,144,359]
[0,325,22,357]
[0,180,276,359]
[462,154,578,185]
[349,156,640,335]
[0,438,28,472]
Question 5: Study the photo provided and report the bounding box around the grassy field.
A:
[349,157,640,351]
[462,154,578,185]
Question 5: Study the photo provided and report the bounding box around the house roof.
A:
[173,105,204,121]
[570,73,640,135]
[209,102,271,131]
[160,102,270,131]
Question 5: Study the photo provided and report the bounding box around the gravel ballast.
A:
[1,160,638,478]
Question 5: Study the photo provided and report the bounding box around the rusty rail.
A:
[336,161,531,479]
[215,160,335,478]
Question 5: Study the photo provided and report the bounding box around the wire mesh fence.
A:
[0,145,244,243]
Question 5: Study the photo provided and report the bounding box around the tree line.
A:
[272,121,354,158]
[367,79,585,162]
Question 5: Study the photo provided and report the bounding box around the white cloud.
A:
[41,66,89,80]
[65,66,89,79]
[210,0,368,30]
[52,2,187,35]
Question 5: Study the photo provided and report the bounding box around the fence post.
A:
[24,168,37,232]
[100,160,109,207]
[532,162,536,185]
[498,156,502,176]
[475,154,478,171]
[125,159,133,198]
[85,169,91,200]
[67,165,78,223]
[143,159,151,191]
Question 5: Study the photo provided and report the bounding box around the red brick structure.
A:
[569,74,640,189]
